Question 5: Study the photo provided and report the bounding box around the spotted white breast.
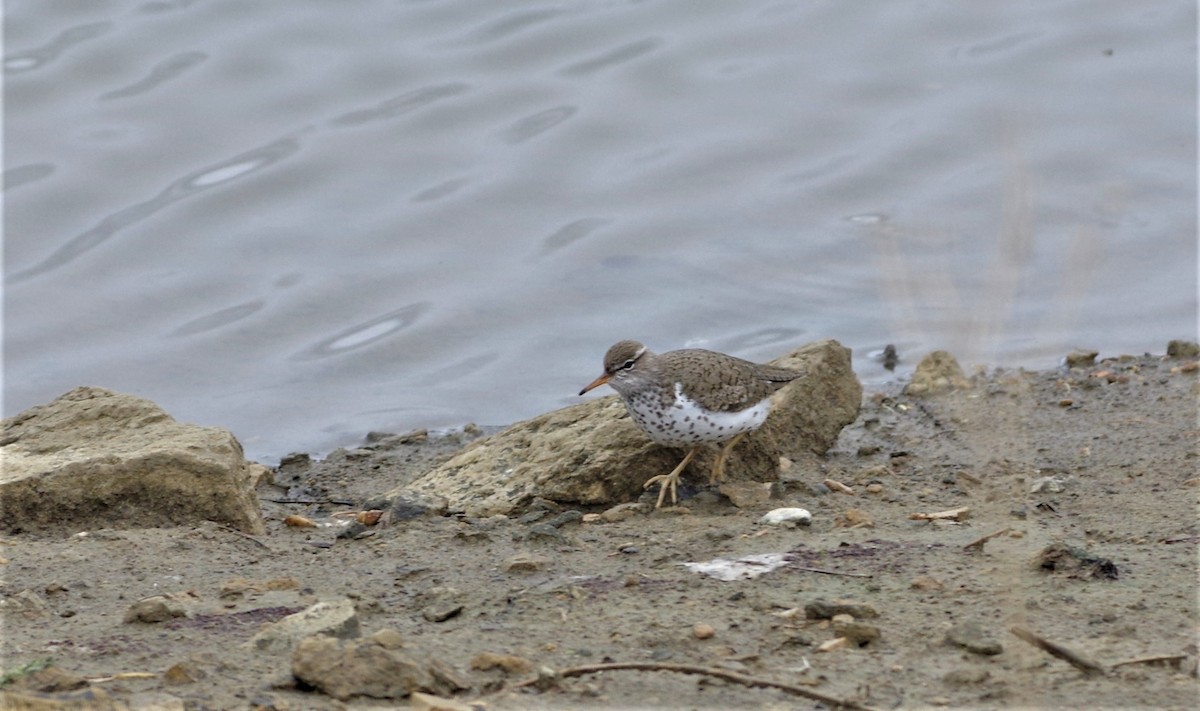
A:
[623,382,772,446]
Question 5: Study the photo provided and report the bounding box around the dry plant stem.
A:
[823,478,855,494]
[793,566,873,578]
[963,528,1010,552]
[212,524,271,550]
[1109,654,1189,670]
[1161,535,1200,544]
[1010,626,1106,675]
[510,661,878,711]
[909,506,970,521]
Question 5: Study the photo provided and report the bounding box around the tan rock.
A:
[0,387,264,533]
[291,635,434,701]
[411,692,475,711]
[717,480,772,508]
[692,622,716,639]
[397,340,861,516]
[832,617,881,645]
[123,594,192,624]
[244,598,360,652]
[503,555,550,573]
[470,651,534,675]
[905,351,971,396]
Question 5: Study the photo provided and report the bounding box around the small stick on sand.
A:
[793,566,873,578]
[1110,654,1188,670]
[509,661,878,710]
[824,479,855,495]
[1009,626,1106,675]
[909,506,970,522]
[963,528,1010,552]
[1161,535,1200,544]
[87,672,159,682]
[212,523,272,550]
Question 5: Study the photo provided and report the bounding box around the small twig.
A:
[1160,535,1199,544]
[264,498,355,506]
[509,661,877,710]
[909,506,970,521]
[1009,626,1105,675]
[210,523,271,550]
[793,566,873,578]
[823,478,855,495]
[1110,654,1188,670]
[963,528,1010,552]
[87,672,158,683]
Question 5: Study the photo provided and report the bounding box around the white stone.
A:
[682,553,790,581]
[760,508,813,527]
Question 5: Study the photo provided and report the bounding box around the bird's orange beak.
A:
[578,372,611,396]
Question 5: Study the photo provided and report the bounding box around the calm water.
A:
[5,1,1197,463]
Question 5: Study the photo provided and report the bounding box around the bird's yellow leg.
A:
[709,432,748,485]
[643,446,699,508]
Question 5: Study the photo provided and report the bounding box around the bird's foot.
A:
[643,472,680,509]
[644,447,699,509]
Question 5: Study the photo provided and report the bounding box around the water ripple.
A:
[293,302,430,360]
[499,105,577,144]
[7,138,300,284]
[172,299,266,337]
[449,8,566,46]
[781,154,857,185]
[718,327,808,353]
[536,217,612,258]
[559,37,664,76]
[328,83,470,127]
[4,22,112,74]
[424,351,499,381]
[3,163,55,191]
[100,51,208,101]
[138,0,201,13]
[412,176,472,203]
[959,30,1045,58]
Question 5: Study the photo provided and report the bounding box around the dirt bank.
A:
[2,350,1197,710]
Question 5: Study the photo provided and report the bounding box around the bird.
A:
[579,340,804,508]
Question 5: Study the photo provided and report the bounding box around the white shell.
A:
[759,508,813,527]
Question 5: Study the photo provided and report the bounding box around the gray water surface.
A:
[5,1,1197,462]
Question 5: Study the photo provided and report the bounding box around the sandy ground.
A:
[2,351,1198,710]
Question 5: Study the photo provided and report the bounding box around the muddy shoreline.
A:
[2,348,1198,710]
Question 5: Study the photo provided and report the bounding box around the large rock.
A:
[291,631,463,701]
[245,598,361,652]
[0,387,265,534]
[398,339,861,516]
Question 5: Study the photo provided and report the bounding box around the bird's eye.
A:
[621,359,636,370]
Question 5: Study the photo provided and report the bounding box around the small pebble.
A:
[945,621,1003,655]
[832,618,881,646]
[910,575,945,591]
[944,668,990,686]
[1065,350,1099,368]
[805,599,878,620]
[503,555,549,573]
[600,502,645,523]
[1030,476,1067,493]
[692,623,716,640]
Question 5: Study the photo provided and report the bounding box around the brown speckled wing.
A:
[661,349,802,413]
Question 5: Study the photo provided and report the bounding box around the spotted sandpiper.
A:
[579,340,804,508]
